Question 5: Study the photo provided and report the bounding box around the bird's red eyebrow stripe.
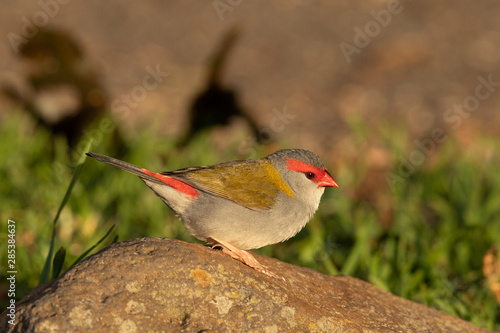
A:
[285,158,326,179]
[141,169,199,199]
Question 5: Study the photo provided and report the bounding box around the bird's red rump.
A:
[141,168,199,199]
[285,158,338,188]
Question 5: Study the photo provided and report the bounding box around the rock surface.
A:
[0,238,493,332]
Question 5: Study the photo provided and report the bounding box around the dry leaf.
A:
[483,245,500,304]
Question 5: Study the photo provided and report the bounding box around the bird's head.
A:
[267,149,338,209]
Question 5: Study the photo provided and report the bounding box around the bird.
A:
[86,149,338,279]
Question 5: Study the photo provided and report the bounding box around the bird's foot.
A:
[209,238,284,281]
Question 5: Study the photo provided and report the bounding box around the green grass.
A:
[1,111,499,330]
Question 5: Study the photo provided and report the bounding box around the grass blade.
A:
[38,140,92,285]
[51,246,66,280]
[70,224,116,267]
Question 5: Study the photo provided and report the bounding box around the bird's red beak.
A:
[318,169,338,188]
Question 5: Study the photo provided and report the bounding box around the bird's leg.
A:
[208,238,284,280]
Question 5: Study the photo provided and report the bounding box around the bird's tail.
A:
[86,152,163,185]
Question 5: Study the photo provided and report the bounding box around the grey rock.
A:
[0,238,493,332]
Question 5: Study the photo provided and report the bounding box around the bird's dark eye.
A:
[305,172,315,180]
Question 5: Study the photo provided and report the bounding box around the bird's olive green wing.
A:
[164,159,295,211]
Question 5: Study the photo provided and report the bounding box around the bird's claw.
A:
[210,239,285,281]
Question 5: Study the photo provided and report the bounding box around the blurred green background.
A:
[1,1,500,330]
